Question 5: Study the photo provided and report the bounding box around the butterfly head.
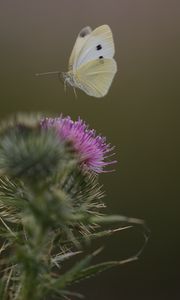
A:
[61,72,76,87]
[61,71,78,97]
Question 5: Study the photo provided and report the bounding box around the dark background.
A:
[0,1,179,299]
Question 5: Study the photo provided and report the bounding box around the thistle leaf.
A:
[51,248,102,290]
[90,214,145,225]
[70,257,138,283]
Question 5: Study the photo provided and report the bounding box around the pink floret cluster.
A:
[41,116,116,173]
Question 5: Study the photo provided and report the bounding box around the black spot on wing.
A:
[96,44,102,50]
[79,26,92,38]
[98,56,104,64]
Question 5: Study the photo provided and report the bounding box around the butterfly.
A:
[36,25,117,98]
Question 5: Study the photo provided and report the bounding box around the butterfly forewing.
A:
[75,58,117,97]
[74,25,115,70]
[68,26,92,71]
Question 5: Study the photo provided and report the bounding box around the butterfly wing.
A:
[75,58,117,97]
[68,26,92,71]
[74,25,115,70]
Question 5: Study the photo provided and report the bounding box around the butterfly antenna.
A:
[35,71,61,78]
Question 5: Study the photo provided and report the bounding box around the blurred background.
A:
[0,0,179,299]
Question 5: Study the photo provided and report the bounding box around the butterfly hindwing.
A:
[74,25,115,70]
[75,58,117,97]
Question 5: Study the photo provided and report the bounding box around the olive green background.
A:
[0,0,179,299]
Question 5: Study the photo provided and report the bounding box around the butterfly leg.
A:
[73,86,77,98]
[64,80,67,95]
[58,72,64,84]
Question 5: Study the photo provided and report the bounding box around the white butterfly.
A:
[36,25,117,98]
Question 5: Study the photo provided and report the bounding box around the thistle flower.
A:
[41,116,116,173]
